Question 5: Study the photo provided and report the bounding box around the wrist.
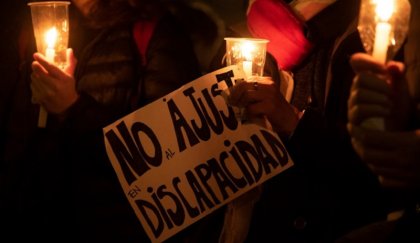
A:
[52,93,80,121]
[272,106,301,139]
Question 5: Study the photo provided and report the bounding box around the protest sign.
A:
[103,66,294,242]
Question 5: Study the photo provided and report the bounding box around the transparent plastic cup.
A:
[28,1,70,69]
[224,37,269,79]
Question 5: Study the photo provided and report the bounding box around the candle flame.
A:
[241,41,256,61]
[374,0,394,22]
[45,27,58,49]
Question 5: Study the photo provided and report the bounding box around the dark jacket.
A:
[387,1,420,242]
[0,0,28,173]
[245,1,387,243]
[0,12,200,242]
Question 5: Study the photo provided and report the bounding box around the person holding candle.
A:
[0,0,201,242]
[223,0,391,242]
[337,2,420,242]
[336,54,419,243]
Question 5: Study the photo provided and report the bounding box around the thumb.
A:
[387,61,406,91]
[64,48,77,76]
[33,52,69,80]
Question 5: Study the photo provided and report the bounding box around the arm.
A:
[348,53,420,190]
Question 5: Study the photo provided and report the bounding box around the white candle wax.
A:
[45,47,55,62]
[243,60,253,79]
[372,22,391,64]
[362,22,391,130]
[39,27,57,128]
[38,107,48,128]
[45,27,57,63]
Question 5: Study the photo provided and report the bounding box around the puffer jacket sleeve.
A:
[57,12,200,136]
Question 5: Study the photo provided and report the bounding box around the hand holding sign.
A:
[103,66,294,242]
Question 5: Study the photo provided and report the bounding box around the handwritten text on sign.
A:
[103,66,293,242]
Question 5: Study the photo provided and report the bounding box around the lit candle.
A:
[372,0,394,63]
[37,27,58,128]
[373,23,391,63]
[242,61,253,79]
[45,27,57,62]
[240,41,256,79]
[28,1,71,129]
[362,0,395,130]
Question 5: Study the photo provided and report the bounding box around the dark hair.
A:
[86,0,164,28]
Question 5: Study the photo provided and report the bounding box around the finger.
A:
[350,53,388,74]
[350,125,391,149]
[64,48,77,76]
[348,104,390,125]
[378,176,412,190]
[351,136,368,160]
[229,81,272,106]
[348,88,391,109]
[386,61,405,75]
[352,73,391,95]
[351,125,418,149]
[31,74,48,105]
[246,76,274,85]
[369,164,413,178]
[236,90,259,107]
[238,83,280,108]
[33,52,68,79]
[31,63,56,98]
[229,82,250,105]
[352,139,407,168]
[350,133,397,166]
[371,167,420,190]
[357,148,398,168]
[31,61,48,76]
[31,61,56,88]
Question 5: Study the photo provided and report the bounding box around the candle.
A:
[224,37,269,126]
[37,27,58,128]
[45,27,57,62]
[28,1,71,128]
[372,0,393,63]
[361,0,395,130]
[38,108,48,127]
[372,22,391,63]
[240,41,256,79]
[242,61,253,79]
[45,48,55,62]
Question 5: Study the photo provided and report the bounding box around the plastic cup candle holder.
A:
[224,38,269,80]
[28,1,71,128]
[28,1,70,69]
